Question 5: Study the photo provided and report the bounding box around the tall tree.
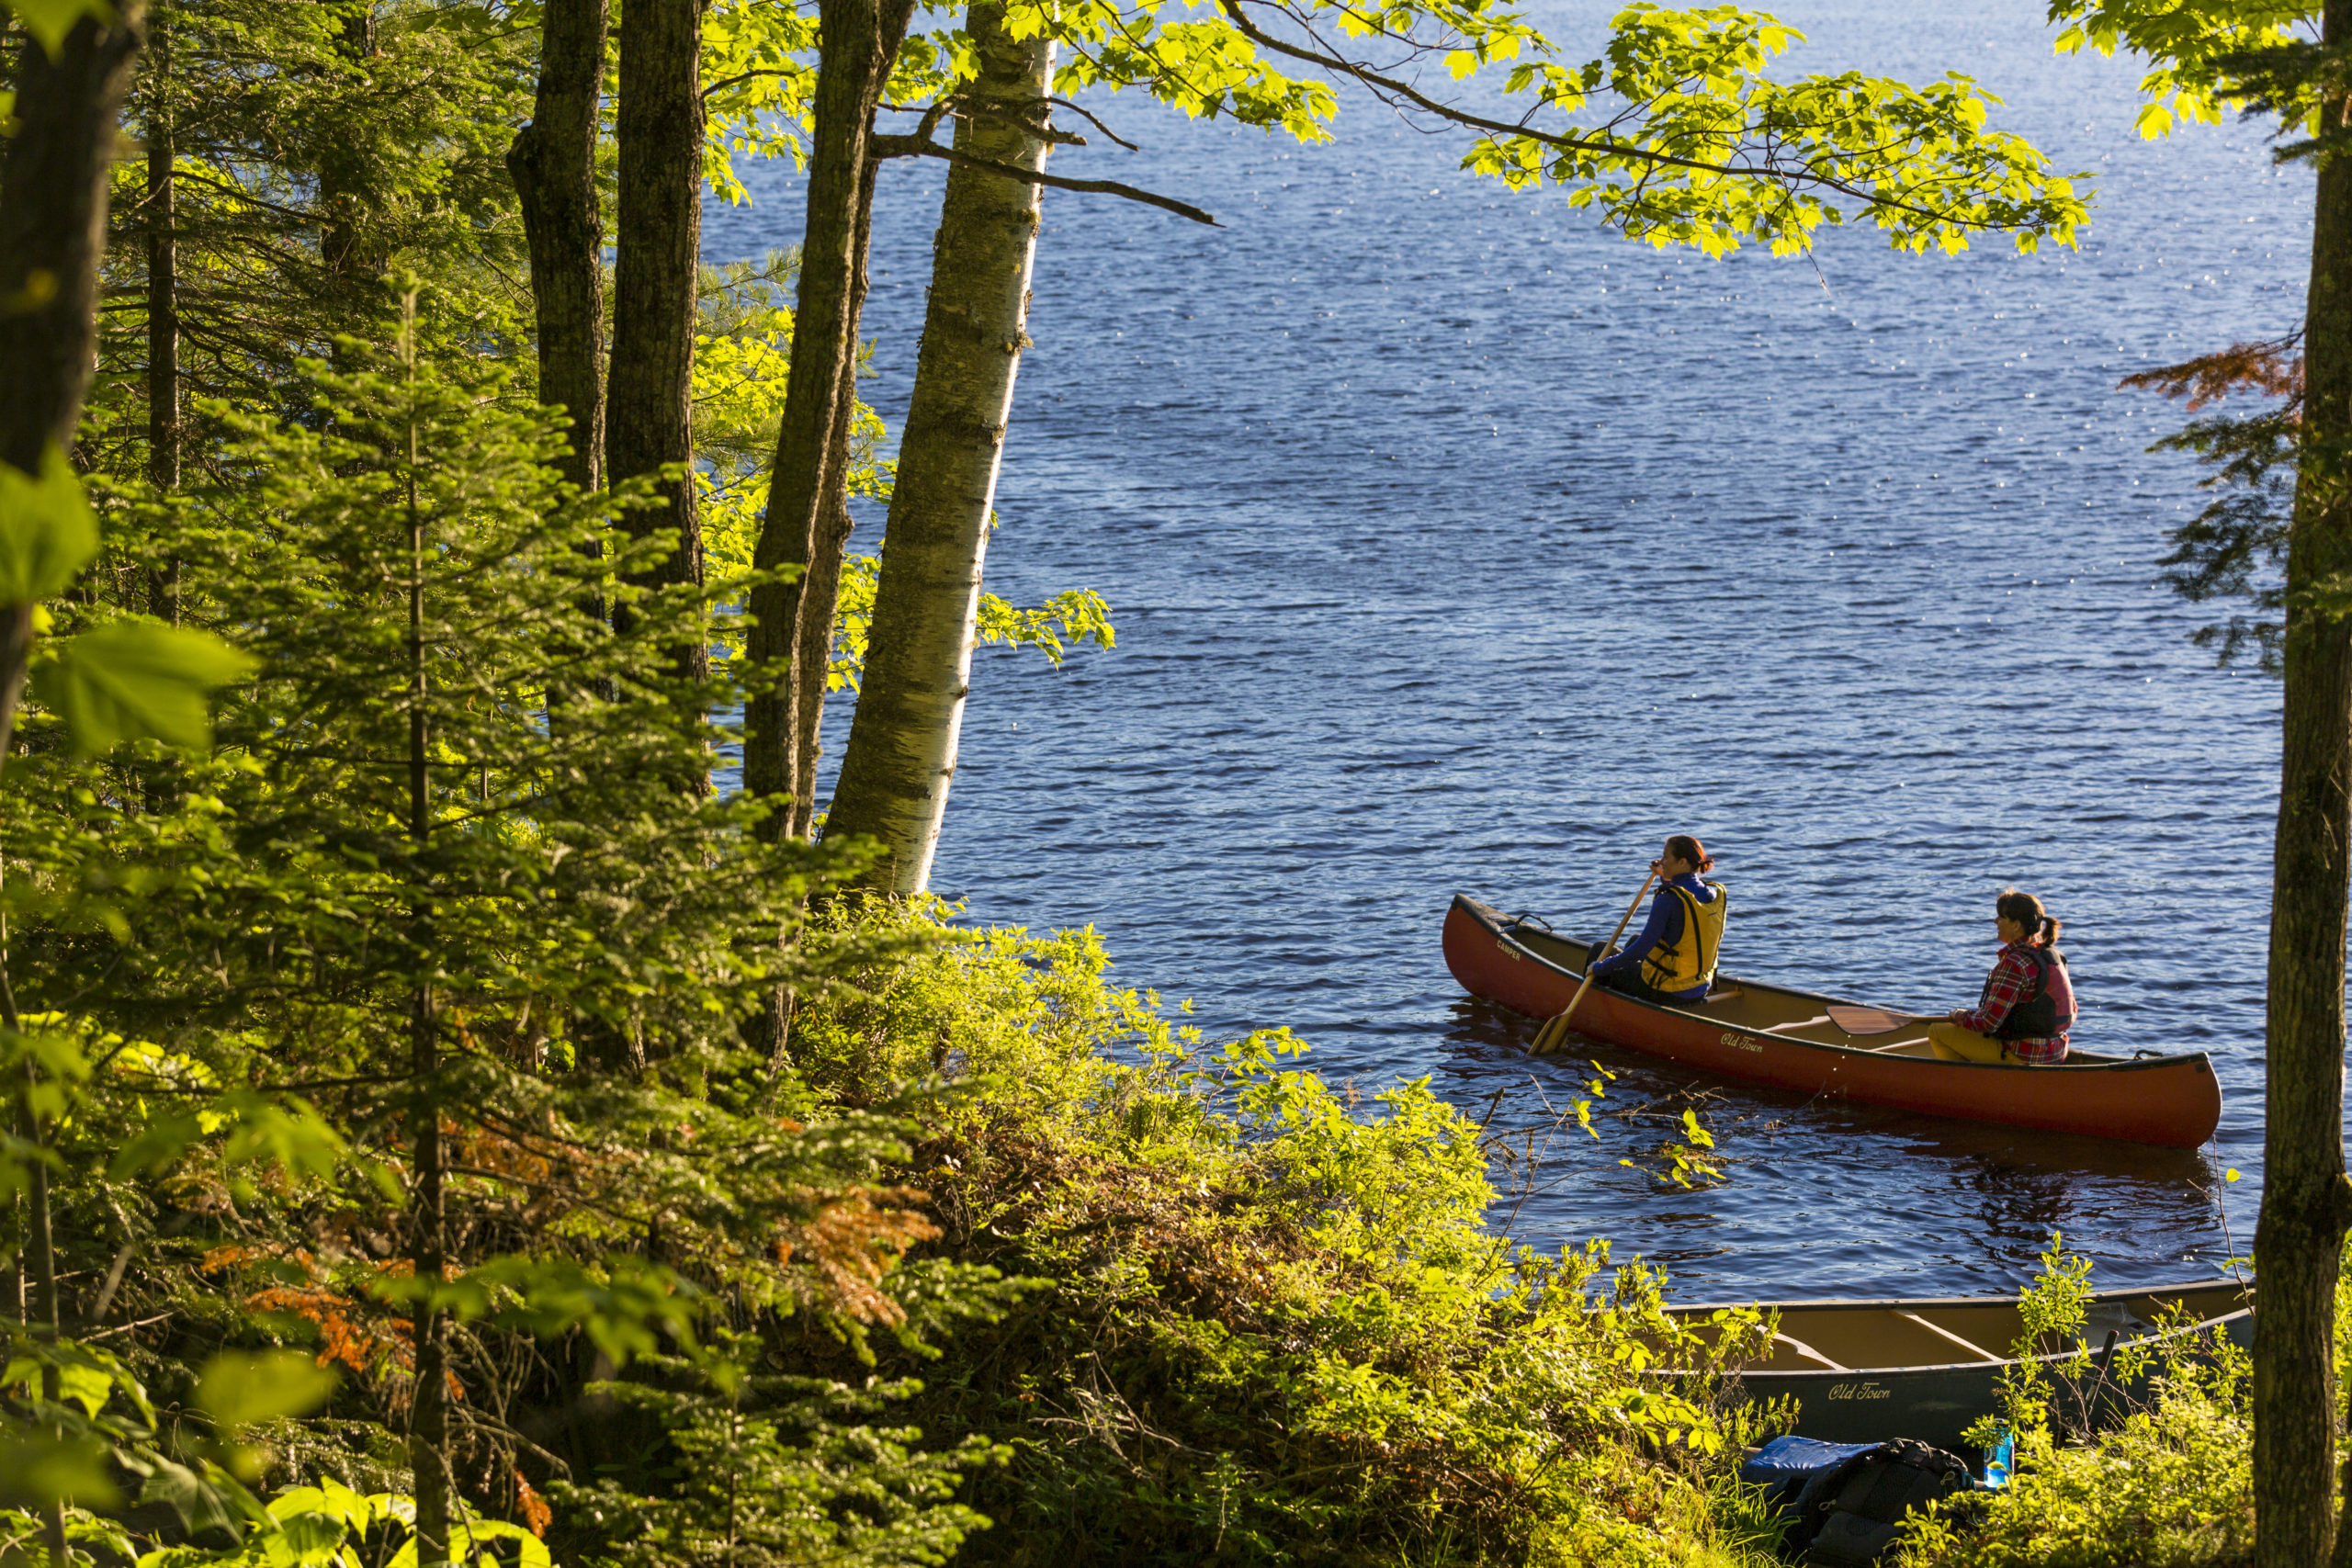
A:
[0,8,146,1564]
[2053,3,2352,1560]
[508,0,609,497]
[2266,116,2352,1548]
[143,3,178,622]
[607,0,707,682]
[743,0,913,835]
[823,3,1050,886]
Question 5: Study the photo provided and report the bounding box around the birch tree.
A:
[821,2,1055,891]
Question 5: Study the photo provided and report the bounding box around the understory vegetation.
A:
[1891,1241,2269,1568]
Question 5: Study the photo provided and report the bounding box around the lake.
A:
[707,0,2308,1297]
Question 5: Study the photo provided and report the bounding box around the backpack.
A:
[1800,1438,1975,1565]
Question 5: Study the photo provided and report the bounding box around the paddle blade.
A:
[1827,1003,1926,1037]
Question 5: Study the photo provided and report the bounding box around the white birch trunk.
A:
[823,4,1050,888]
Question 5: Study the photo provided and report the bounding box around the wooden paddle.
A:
[1826,1003,1936,1037]
[1531,870,1657,1055]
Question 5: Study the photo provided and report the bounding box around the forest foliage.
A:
[0,0,2202,1564]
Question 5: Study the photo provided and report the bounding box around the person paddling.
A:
[1587,835,1729,1005]
[1928,889,2076,1064]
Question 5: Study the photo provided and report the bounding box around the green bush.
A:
[786,898,1779,1567]
[1894,1239,2255,1568]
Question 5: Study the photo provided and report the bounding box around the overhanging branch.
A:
[868,132,1220,226]
[1216,0,2000,232]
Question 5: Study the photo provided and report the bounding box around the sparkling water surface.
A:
[707,0,2311,1298]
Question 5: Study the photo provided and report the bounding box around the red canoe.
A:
[1442,895,2222,1149]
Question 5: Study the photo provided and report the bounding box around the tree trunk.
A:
[2260,8,2352,1564]
[0,9,144,477]
[823,4,1051,884]
[318,2,383,286]
[605,0,707,684]
[783,156,879,839]
[145,8,179,624]
[507,0,609,498]
[0,24,143,1561]
[398,315,451,1568]
[743,0,915,834]
[0,5,143,766]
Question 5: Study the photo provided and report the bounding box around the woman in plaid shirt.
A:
[1926,889,2076,1065]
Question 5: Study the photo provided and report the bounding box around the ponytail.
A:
[1996,888,2062,951]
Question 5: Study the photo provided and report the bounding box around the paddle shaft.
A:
[1536,871,1657,1053]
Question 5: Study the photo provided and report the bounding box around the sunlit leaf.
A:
[0,1435,119,1510]
[3,1,110,62]
[0,441,96,602]
[195,1350,337,1430]
[31,620,256,755]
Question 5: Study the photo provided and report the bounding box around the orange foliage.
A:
[514,1468,552,1538]
[2120,333,2303,412]
[774,1187,942,1326]
[247,1283,413,1378]
[202,1243,427,1386]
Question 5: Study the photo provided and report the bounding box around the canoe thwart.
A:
[1894,1310,2002,1364]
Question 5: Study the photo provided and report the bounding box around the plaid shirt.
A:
[1953,942,2069,1064]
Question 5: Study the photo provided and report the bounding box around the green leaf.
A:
[194,1350,337,1430]
[0,441,96,602]
[4,1,111,61]
[0,1435,120,1510]
[130,1454,245,1540]
[458,1519,552,1568]
[32,621,257,755]
[107,1110,208,1179]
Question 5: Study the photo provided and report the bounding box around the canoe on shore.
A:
[1667,1277,2253,1455]
[1441,894,2222,1148]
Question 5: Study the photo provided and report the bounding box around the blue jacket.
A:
[1593,873,1720,1001]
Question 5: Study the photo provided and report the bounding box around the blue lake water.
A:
[707,0,2311,1298]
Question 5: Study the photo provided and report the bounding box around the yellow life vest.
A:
[1638,881,1729,994]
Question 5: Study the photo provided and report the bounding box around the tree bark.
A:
[783,156,879,839]
[743,0,916,835]
[0,6,142,773]
[0,9,145,477]
[146,8,179,623]
[606,0,707,688]
[0,21,143,1563]
[507,0,609,499]
[823,4,1052,884]
[400,328,450,1568]
[2261,8,2352,1565]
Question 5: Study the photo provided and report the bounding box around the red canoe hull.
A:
[1442,895,2222,1149]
